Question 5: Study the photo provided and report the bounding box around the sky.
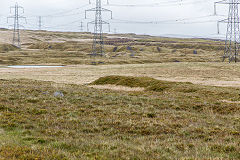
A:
[0,0,230,39]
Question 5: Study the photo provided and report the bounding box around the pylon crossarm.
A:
[218,19,228,23]
[87,20,110,31]
[10,6,24,13]
[88,20,96,24]
[85,8,98,12]
[19,16,27,23]
[85,8,98,19]
[217,1,240,4]
[101,20,110,24]
[101,8,112,12]
[215,0,229,4]
[88,20,109,25]
[217,19,231,34]
[7,17,14,23]
[101,8,113,19]
[87,21,95,31]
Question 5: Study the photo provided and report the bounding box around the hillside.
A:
[0,28,226,65]
[0,29,239,160]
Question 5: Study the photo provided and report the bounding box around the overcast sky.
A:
[0,0,230,38]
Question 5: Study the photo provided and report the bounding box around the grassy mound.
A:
[0,44,19,52]
[92,76,240,114]
[91,75,182,92]
[91,75,198,92]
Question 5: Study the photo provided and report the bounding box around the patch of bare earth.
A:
[221,100,240,104]
[89,85,144,92]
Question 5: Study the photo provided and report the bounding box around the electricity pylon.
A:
[80,21,84,32]
[215,0,240,62]
[38,16,42,30]
[85,0,112,56]
[7,3,26,48]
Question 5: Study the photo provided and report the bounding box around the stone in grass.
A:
[130,53,135,57]
[127,46,133,51]
[113,46,118,52]
[54,91,64,97]
[91,62,97,65]
[43,91,49,95]
[193,50,198,54]
[157,47,161,52]
[173,60,180,63]
[98,61,105,64]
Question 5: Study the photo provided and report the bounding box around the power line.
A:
[80,21,84,32]
[105,0,216,7]
[109,14,224,24]
[38,16,42,30]
[40,4,90,17]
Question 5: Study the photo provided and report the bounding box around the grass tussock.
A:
[0,44,19,53]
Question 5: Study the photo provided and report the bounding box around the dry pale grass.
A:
[89,84,144,92]
[0,29,93,45]
[1,62,240,88]
[222,100,240,104]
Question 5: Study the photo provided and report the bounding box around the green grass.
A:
[0,78,239,159]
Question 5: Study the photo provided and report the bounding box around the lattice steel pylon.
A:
[215,0,240,62]
[38,16,42,30]
[7,3,26,48]
[80,21,84,32]
[85,0,112,56]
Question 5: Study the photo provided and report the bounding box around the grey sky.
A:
[0,0,230,38]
